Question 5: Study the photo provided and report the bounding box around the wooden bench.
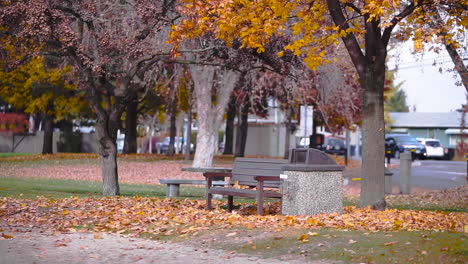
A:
[159,179,228,197]
[205,158,289,215]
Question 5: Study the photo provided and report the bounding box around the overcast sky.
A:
[388,41,467,113]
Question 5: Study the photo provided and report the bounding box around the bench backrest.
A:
[231,158,289,188]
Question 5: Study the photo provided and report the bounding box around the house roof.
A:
[389,112,467,128]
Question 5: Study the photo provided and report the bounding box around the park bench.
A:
[159,179,229,197]
[205,158,289,215]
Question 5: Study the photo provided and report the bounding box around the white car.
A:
[417,138,445,159]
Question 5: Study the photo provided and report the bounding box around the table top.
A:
[181,167,232,173]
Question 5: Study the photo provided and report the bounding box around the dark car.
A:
[157,137,194,154]
[297,136,346,155]
[323,137,347,156]
[385,134,426,160]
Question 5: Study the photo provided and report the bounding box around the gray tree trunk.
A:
[42,114,54,154]
[358,68,386,208]
[325,0,414,209]
[95,117,120,196]
[234,98,249,157]
[123,93,138,154]
[190,66,238,167]
[223,95,236,155]
[284,107,293,159]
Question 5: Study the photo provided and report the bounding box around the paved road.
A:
[388,159,467,190]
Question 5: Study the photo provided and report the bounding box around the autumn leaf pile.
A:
[1,196,466,238]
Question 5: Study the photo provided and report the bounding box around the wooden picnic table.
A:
[181,166,232,181]
[156,167,233,198]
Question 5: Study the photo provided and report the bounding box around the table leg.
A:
[167,184,180,197]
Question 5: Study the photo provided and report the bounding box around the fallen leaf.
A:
[440,246,449,251]
[225,232,237,237]
[308,232,318,236]
[348,239,357,244]
[93,233,103,239]
[55,243,67,247]
[1,233,13,239]
[421,251,428,255]
[385,241,398,246]
[298,234,309,243]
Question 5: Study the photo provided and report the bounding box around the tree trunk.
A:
[283,107,293,159]
[167,101,177,156]
[95,113,120,196]
[445,44,468,92]
[235,98,249,157]
[431,11,468,92]
[42,114,54,154]
[185,110,192,160]
[326,0,418,209]
[358,66,386,209]
[123,94,138,154]
[190,65,238,168]
[223,95,236,155]
[92,92,124,196]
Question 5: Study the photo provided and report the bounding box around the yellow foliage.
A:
[170,0,466,71]
[0,37,86,120]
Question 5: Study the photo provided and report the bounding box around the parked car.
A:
[385,134,426,160]
[416,138,444,159]
[157,137,194,154]
[297,136,346,156]
[323,137,347,156]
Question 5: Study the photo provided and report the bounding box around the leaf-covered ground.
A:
[0,154,467,232]
[1,196,466,236]
[0,154,466,263]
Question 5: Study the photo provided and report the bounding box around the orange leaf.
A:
[298,234,309,242]
[1,233,13,239]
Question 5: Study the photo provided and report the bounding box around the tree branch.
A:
[326,0,365,77]
[344,2,362,15]
[382,2,416,46]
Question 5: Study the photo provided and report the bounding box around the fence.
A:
[0,131,98,153]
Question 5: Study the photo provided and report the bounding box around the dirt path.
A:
[0,227,333,264]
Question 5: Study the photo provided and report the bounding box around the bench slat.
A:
[208,187,282,198]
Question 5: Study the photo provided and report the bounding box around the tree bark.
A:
[95,111,121,196]
[89,81,126,196]
[235,97,249,157]
[326,0,400,209]
[445,44,468,92]
[42,114,54,154]
[284,106,293,159]
[358,66,386,209]
[184,110,192,160]
[190,65,238,167]
[430,11,468,92]
[167,101,177,156]
[223,95,236,155]
[123,93,138,154]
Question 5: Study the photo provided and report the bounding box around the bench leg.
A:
[167,184,180,197]
[257,192,264,216]
[227,196,234,212]
[206,192,213,210]
[279,198,282,215]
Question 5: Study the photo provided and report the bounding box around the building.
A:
[388,112,467,148]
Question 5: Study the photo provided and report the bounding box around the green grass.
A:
[215,228,467,264]
[0,177,204,199]
[0,152,37,158]
[0,177,465,213]
[388,204,468,213]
